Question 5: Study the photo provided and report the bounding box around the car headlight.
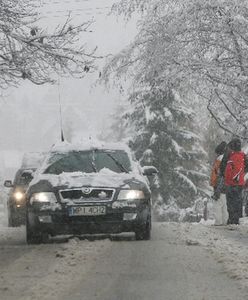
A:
[30,192,57,204]
[117,190,145,200]
[13,191,25,201]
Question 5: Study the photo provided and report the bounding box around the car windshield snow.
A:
[43,150,132,175]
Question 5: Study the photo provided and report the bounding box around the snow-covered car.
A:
[4,152,46,227]
[25,142,157,244]
[4,168,35,227]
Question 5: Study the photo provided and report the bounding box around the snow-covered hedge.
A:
[153,197,214,223]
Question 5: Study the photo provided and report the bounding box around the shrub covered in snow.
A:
[153,197,210,223]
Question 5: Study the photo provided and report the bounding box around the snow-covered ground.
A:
[1,192,248,300]
[176,219,248,289]
[0,220,247,299]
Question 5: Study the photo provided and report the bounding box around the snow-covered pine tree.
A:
[127,85,208,209]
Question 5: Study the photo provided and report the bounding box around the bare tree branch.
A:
[0,0,99,88]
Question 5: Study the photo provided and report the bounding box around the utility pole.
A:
[58,77,65,142]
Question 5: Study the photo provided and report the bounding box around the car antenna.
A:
[58,76,65,142]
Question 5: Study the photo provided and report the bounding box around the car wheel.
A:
[11,216,20,227]
[135,217,151,241]
[8,210,18,227]
[10,213,23,227]
[26,219,43,244]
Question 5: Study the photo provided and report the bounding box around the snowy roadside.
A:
[173,220,248,290]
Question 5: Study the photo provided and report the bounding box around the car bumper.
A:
[9,205,26,217]
[27,204,150,236]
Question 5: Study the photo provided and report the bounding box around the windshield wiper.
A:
[91,150,97,172]
[90,161,97,172]
[105,152,129,173]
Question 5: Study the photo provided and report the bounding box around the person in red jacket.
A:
[223,138,248,224]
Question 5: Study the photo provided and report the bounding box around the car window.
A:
[15,171,34,186]
[43,150,132,174]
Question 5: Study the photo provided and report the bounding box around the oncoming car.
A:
[25,142,157,244]
[4,152,46,227]
[4,168,35,227]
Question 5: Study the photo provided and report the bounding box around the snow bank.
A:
[153,197,208,223]
[180,221,248,289]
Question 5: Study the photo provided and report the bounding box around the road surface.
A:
[0,222,247,300]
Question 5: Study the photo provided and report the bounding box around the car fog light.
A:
[38,216,52,223]
[123,213,137,221]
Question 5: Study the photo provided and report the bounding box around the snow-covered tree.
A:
[108,0,248,139]
[0,0,96,88]
[127,86,208,208]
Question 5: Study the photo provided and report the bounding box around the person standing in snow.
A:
[210,141,229,225]
[219,138,248,224]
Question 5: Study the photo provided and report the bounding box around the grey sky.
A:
[0,0,137,152]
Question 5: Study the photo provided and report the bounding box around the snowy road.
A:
[0,222,248,300]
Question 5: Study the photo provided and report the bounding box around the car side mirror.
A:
[142,166,158,176]
[4,180,13,188]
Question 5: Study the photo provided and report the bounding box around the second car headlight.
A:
[14,191,25,201]
[117,190,145,200]
[30,192,57,204]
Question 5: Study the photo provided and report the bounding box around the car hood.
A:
[28,168,149,193]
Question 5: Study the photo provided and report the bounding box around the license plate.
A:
[69,206,106,216]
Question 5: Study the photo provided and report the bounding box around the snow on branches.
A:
[0,0,96,88]
[108,0,248,138]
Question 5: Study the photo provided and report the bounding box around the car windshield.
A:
[43,150,132,175]
[14,170,35,186]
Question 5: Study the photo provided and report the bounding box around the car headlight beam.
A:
[30,192,57,204]
[14,191,25,201]
[117,190,145,201]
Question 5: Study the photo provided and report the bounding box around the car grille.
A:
[58,214,123,224]
[59,188,115,203]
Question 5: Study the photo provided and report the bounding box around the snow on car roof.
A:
[21,152,46,169]
[49,140,131,153]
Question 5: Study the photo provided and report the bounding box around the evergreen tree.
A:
[127,86,208,209]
